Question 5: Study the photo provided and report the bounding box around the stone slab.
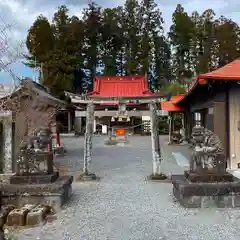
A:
[172,174,240,208]
[10,172,59,184]
[184,170,234,183]
[0,175,73,212]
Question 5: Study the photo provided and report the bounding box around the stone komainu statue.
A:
[190,127,225,172]
[16,127,53,175]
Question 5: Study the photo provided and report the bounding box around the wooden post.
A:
[83,102,94,174]
[56,122,61,146]
[168,115,172,143]
[149,102,161,175]
[48,122,53,153]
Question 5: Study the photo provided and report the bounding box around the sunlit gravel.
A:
[17,136,240,240]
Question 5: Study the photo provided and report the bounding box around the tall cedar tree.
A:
[169,4,195,84]
[25,2,240,95]
[82,2,102,78]
[122,0,141,75]
[100,8,123,75]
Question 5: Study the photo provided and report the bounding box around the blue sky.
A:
[0,0,239,85]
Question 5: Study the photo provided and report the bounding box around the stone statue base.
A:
[10,172,59,184]
[0,176,73,212]
[171,126,240,207]
[184,170,233,183]
[172,173,240,208]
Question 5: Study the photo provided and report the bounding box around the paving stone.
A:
[17,136,240,240]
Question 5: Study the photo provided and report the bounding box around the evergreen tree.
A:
[122,0,141,74]
[139,0,164,76]
[100,8,123,75]
[215,16,240,66]
[169,4,195,83]
[26,15,54,63]
[25,2,240,95]
[82,1,102,77]
[153,36,172,89]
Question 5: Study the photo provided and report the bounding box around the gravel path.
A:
[18,136,240,240]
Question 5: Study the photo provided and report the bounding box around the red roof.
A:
[198,59,240,80]
[161,94,185,112]
[89,76,153,97]
[175,59,240,106]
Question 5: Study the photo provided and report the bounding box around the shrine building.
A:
[68,75,167,135]
[161,59,240,170]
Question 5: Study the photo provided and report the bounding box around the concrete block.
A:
[26,206,46,226]
[1,175,73,213]
[6,208,29,226]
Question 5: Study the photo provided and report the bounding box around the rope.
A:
[97,122,147,130]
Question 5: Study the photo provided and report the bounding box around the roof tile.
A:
[90,76,153,97]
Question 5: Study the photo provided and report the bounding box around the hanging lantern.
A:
[111,117,115,122]
[116,128,125,136]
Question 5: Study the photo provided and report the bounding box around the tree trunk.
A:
[83,102,94,173]
[149,102,161,175]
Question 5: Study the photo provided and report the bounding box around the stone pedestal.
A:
[0,176,73,212]
[172,174,240,208]
[184,170,233,183]
[10,172,59,184]
[2,150,73,212]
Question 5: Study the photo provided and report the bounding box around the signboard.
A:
[102,125,107,134]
